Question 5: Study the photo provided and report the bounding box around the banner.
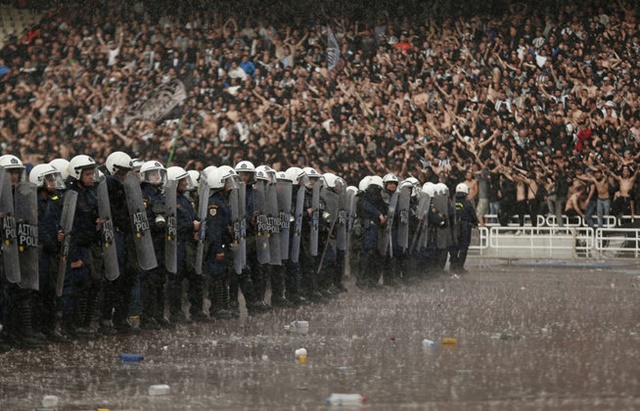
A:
[124,79,186,127]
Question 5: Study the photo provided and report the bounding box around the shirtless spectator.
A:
[611,166,639,221]
[576,169,611,228]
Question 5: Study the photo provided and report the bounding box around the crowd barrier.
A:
[469,215,640,260]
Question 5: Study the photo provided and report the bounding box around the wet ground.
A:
[2,259,640,411]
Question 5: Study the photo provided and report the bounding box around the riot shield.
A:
[238,183,247,269]
[413,194,431,253]
[290,185,305,264]
[310,180,321,256]
[97,179,120,281]
[320,186,339,226]
[396,185,412,252]
[335,188,347,252]
[266,183,282,266]
[15,182,38,290]
[0,168,20,284]
[195,179,210,275]
[344,189,357,260]
[56,190,77,296]
[124,171,158,270]
[230,183,244,274]
[276,180,292,261]
[433,193,450,250]
[378,192,398,257]
[164,179,178,274]
[253,180,270,264]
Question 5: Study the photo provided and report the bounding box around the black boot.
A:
[71,291,97,340]
[211,278,235,320]
[9,298,47,348]
[270,266,293,307]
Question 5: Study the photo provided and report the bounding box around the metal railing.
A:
[595,228,640,258]
[468,215,639,259]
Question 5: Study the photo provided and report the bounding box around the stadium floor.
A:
[2,259,640,411]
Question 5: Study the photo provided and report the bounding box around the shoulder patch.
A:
[209,205,217,217]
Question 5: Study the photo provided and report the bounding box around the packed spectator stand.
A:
[1,0,639,226]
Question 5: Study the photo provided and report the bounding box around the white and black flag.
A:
[327,26,342,73]
[123,79,187,128]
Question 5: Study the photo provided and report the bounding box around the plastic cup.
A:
[295,348,308,364]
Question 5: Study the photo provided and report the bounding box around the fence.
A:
[469,215,640,260]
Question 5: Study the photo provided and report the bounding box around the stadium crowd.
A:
[1,0,640,225]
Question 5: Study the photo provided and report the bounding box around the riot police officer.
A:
[380,173,400,286]
[64,155,101,339]
[166,167,206,323]
[139,161,169,329]
[204,167,238,319]
[283,167,310,306]
[30,164,68,342]
[450,183,478,276]
[0,154,47,348]
[101,151,139,334]
[233,161,268,316]
[356,176,387,288]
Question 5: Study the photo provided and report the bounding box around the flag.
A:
[123,79,187,128]
[327,26,341,73]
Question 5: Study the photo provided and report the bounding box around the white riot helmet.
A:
[234,160,256,185]
[346,186,358,195]
[0,154,26,182]
[256,165,276,184]
[201,165,217,181]
[255,168,270,182]
[68,155,98,181]
[302,166,321,188]
[456,182,470,195]
[382,173,400,184]
[405,176,420,188]
[422,182,436,197]
[187,170,200,188]
[167,166,194,191]
[105,151,133,175]
[435,183,449,196]
[358,176,371,192]
[276,170,292,182]
[368,175,383,189]
[140,161,167,186]
[399,180,414,191]
[404,177,420,197]
[207,166,239,190]
[323,173,345,190]
[29,164,65,190]
[49,158,70,181]
[285,167,309,186]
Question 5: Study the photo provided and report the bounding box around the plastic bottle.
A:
[325,393,366,406]
[285,320,309,334]
[422,339,435,350]
[120,353,144,363]
[148,384,171,396]
[42,395,59,408]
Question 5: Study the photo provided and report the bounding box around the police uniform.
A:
[168,186,203,323]
[64,179,100,338]
[205,189,234,318]
[102,174,138,333]
[449,192,478,275]
[356,187,387,288]
[34,190,64,340]
[139,182,167,329]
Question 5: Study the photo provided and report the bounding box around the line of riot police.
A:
[0,153,476,351]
